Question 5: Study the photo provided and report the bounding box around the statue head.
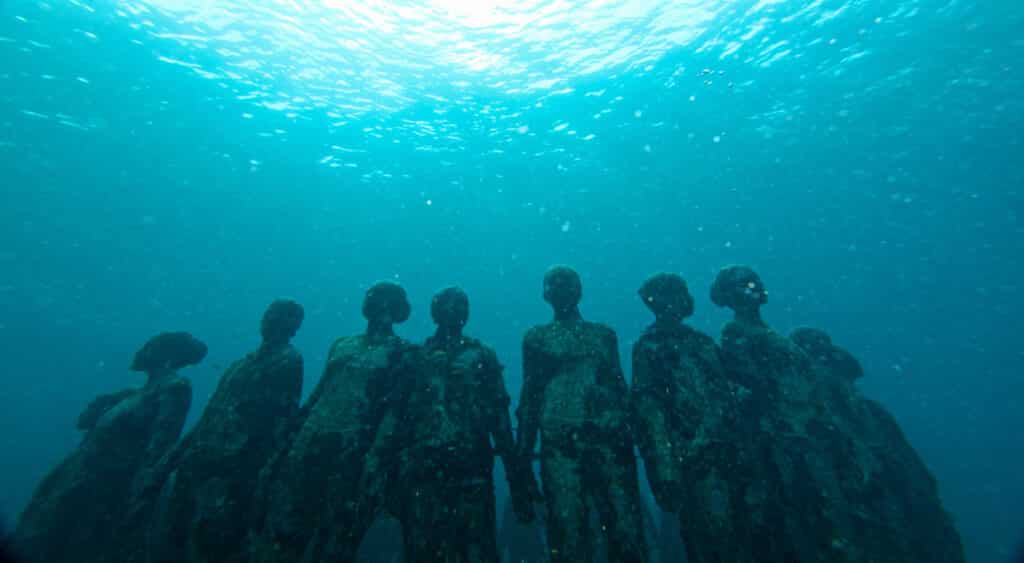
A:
[261,299,304,347]
[431,286,470,331]
[362,281,411,325]
[791,327,864,382]
[543,265,582,312]
[638,273,694,323]
[710,265,768,314]
[130,332,208,374]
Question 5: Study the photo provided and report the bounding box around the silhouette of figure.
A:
[398,287,530,563]
[631,273,748,563]
[14,332,205,563]
[711,265,856,563]
[515,266,648,563]
[253,282,417,563]
[145,300,305,563]
[791,327,966,563]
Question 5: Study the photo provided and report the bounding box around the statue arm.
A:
[131,378,192,500]
[76,389,135,431]
[511,337,545,523]
[515,337,544,461]
[146,378,192,465]
[483,349,516,463]
[266,352,304,445]
[630,342,681,512]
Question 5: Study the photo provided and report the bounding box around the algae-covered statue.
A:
[397,287,532,563]
[13,331,205,563]
[791,327,966,563]
[253,282,418,563]
[630,273,747,563]
[712,265,870,562]
[515,266,648,563]
[146,300,305,563]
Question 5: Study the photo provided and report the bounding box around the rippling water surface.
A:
[6,0,1017,178]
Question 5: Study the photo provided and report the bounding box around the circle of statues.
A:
[8,265,965,563]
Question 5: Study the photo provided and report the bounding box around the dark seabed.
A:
[1,1,1022,562]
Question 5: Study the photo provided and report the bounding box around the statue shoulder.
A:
[585,321,619,347]
[523,325,548,347]
[327,335,363,363]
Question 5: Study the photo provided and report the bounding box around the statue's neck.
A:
[553,306,583,322]
[367,321,395,342]
[145,368,173,386]
[653,316,684,331]
[433,326,463,345]
[735,308,765,326]
[259,340,286,354]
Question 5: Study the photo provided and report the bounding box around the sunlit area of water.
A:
[8,0,1010,178]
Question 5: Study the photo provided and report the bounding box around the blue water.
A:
[1,0,1022,561]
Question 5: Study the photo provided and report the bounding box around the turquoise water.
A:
[1,1,1022,561]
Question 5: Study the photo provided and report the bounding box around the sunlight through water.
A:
[3,0,998,181]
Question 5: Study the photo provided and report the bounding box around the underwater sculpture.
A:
[397,287,533,563]
[145,300,305,563]
[791,327,967,563]
[253,282,418,563]
[630,273,749,563]
[13,331,205,563]
[711,265,862,562]
[515,266,648,563]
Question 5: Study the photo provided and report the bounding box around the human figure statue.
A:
[515,266,648,563]
[711,265,855,562]
[253,282,417,563]
[145,300,305,563]
[13,332,206,563]
[398,287,532,563]
[791,327,966,563]
[630,272,748,563]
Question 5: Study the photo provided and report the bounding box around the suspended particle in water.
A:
[643,144,652,153]
[426,199,433,206]
[561,221,571,233]
[517,125,529,134]
[712,135,722,143]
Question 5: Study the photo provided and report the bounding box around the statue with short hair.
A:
[515,266,648,563]
[14,332,205,563]
[146,300,305,563]
[253,283,418,563]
